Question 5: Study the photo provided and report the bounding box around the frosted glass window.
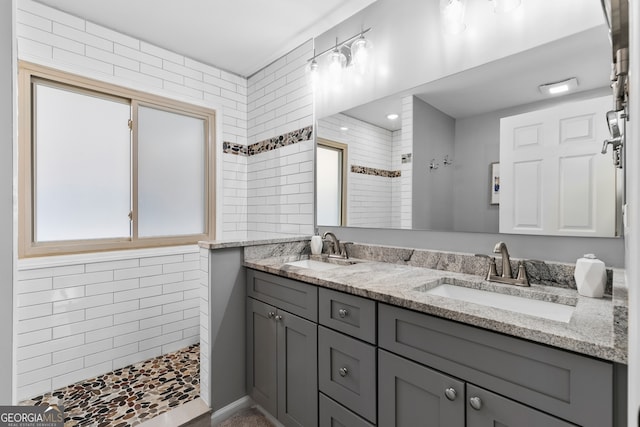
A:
[317,145,343,226]
[34,83,131,242]
[137,106,206,237]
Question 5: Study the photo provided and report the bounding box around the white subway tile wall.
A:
[15,0,319,402]
[16,0,248,242]
[246,41,314,239]
[398,96,414,228]
[16,248,201,400]
[391,129,403,227]
[318,114,395,228]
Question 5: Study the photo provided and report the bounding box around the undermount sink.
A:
[284,257,361,271]
[424,283,575,323]
[284,259,343,271]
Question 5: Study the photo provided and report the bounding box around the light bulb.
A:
[327,48,346,89]
[440,0,466,35]
[351,35,371,76]
[306,59,319,90]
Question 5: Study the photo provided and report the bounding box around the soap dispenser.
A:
[310,234,323,255]
[574,254,607,298]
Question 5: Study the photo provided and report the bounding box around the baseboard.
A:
[211,395,253,425]
[254,405,285,427]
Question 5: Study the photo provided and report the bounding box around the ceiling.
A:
[32,0,377,77]
[342,25,612,131]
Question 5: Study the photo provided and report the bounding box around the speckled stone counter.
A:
[243,242,627,364]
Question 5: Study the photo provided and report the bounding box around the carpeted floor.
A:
[218,408,274,427]
[20,344,200,427]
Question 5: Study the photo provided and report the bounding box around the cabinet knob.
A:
[338,308,349,318]
[267,311,275,319]
[338,367,348,377]
[275,315,283,321]
[469,396,482,410]
[444,387,457,401]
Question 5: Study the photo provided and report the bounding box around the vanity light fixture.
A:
[306,28,373,91]
[440,0,467,35]
[538,77,579,96]
[386,113,399,120]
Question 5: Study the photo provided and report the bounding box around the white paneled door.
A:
[500,96,617,237]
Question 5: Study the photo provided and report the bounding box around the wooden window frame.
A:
[18,61,216,257]
[317,138,348,226]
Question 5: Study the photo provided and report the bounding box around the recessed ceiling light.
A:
[340,126,349,131]
[538,78,579,96]
[387,113,399,120]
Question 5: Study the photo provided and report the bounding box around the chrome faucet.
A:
[486,241,529,286]
[494,241,512,279]
[322,232,350,259]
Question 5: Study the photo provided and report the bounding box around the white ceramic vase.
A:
[310,235,323,255]
[574,254,606,298]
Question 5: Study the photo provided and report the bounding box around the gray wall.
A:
[0,0,14,405]
[452,87,612,233]
[210,248,246,410]
[412,97,455,230]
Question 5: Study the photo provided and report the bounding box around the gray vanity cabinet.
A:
[378,303,614,427]
[378,349,465,427]
[246,270,318,427]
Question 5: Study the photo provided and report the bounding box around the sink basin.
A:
[425,283,575,323]
[284,259,343,271]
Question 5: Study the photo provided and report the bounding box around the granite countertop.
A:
[199,236,311,250]
[244,254,627,364]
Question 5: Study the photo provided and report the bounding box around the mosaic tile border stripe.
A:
[351,165,402,178]
[223,142,248,156]
[223,125,313,157]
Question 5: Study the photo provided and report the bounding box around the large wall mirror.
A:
[316,21,621,237]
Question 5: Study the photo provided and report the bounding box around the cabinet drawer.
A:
[319,287,376,344]
[246,269,317,322]
[378,303,612,427]
[318,326,376,424]
[319,393,374,427]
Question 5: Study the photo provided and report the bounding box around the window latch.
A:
[128,211,133,221]
[128,119,133,130]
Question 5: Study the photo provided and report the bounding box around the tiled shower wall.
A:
[16,0,249,242]
[246,40,315,239]
[395,95,414,229]
[16,247,200,401]
[14,0,246,400]
[14,0,317,401]
[317,113,396,228]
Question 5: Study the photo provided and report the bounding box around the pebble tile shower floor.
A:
[20,344,200,427]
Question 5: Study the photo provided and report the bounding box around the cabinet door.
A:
[277,310,318,427]
[466,384,575,427]
[246,298,277,417]
[378,349,464,427]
